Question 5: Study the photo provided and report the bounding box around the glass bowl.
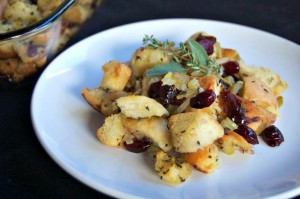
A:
[0,0,102,88]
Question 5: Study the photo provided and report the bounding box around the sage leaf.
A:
[145,62,187,76]
[188,39,209,66]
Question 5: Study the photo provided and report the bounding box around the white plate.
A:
[31,19,300,199]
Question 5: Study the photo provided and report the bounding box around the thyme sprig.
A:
[143,35,223,77]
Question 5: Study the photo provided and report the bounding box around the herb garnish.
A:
[143,35,223,77]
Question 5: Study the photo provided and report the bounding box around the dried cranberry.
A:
[148,81,162,98]
[30,0,37,4]
[27,44,38,57]
[220,91,246,125]
[222,61,240,76]
[159,84,178,107]
[190,90,216,109]
[234,125,259,145]
[195,35,216,55]
[124,138,151,153]
[171,96,186,106]
[261,125,284,147]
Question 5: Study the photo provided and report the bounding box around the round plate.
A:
[31,19,300,199]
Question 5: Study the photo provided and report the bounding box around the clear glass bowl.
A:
[0,0,101,88]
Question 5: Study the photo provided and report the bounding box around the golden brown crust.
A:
[183,144,219,173]
[221,48,240,60]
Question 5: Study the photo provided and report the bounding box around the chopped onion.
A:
[221,117,238,130]
[124,134,134,144]
[216,57,230,65]
[230,80,244,94]
[174,98,191,114]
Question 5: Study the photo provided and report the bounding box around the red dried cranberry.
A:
[222,61,240,76]
[190,90,216,109]
[27,44,38,57]
[171,95,186,106]
[159,84,178,107]
[220,91,246,125]
[261,125,284,147]
[195,35,216,55]
[234,125,259,145]
[124,138,151,153]
[30,0,37,4]
[148,81,162,98]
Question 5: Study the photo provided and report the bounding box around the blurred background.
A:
[0,0,299,198]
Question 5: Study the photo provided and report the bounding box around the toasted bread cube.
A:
[216,130,253,155]
[116,95,169,119]
[155,151,192,185]
[64,4,91,24]
[4,1,40,27]
[100,60,132,92]
[243,98,276,134]
[130,47,172,77]
[239,64,288,96]
[121,116,172,152]
[241,76,278,116]
[0,44,16,59]
[81,87,106,112]
[221,48,240,61]
[96,114,125,147]
[169,108,224,153]
[219,91,276,135]
[197,75,222,95]
[183,144,219,173]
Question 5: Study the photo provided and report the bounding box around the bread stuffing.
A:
[82,32,287,185]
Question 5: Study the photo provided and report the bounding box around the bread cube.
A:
[241,76,278,116]
[130,47,172,77]
[82,87,106,112]
[243,98,276,134]
[169,108,224,153]
[239,64,288,96]
[121,116,172,152]
[96,114,125,147]
[155,151,192,185]
[221,48,241,61]
[183,144,219,173]
[116,95,169,119]
[99,60,132,92]
[216,130,253,155]
[4,1,40,27]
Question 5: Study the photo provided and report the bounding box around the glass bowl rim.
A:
[0,0,76,42]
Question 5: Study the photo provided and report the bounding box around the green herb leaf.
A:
[145,62,186,76]
[188,39,209,66]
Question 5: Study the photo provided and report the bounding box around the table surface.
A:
[1,0,299,198]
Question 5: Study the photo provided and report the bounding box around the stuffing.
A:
[219,91,276,134]
[121,116,172,152]
[130,46,172,77]
[82,31,287,185]
[216,130,253,155]
[155,151,192,185]
[238,64,288,96]
[183,144,219,173]
[116,95,169,119]
[96,113,126,147]
[4,1,40,28]
[0,44,16,59]
[168,108,224,153]
[241,76,278,116]
[221,48,240,61]
[81,87,106,112]
[100,60,132,92]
